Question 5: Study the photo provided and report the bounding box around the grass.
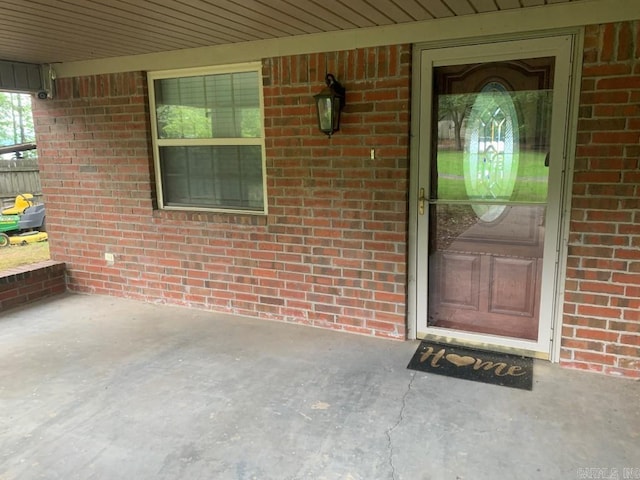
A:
[434,150,548,202]
[0,241,51,271]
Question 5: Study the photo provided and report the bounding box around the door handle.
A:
[419,187,426,215]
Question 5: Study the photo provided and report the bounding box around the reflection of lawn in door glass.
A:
[435,151,548,202]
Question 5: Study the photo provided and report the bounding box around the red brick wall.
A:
[32,46,411,339]
[31,26,640,377]
[561,21,640,378]
[0,260,66,311]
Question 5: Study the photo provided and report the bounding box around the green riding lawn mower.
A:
[0,194,48,248]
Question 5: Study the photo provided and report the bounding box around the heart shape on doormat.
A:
[445,353,476,367]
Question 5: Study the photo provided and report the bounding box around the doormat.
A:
[407,341,533,390]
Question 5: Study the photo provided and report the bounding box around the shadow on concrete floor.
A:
[1,294,638,480]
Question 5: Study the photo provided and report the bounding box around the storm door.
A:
[414,37,574,356]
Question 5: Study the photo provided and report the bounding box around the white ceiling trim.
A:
[55,0,640,78]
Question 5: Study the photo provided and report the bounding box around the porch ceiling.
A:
[1,0,588,65]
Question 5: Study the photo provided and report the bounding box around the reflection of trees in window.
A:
[439,89,552,153]
[157,105,262,139]
[156,105,212,139]
[240,109,261,138]
[512,90,553,151]
[438,93,474,151]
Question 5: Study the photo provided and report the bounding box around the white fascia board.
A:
[55,0,640,78]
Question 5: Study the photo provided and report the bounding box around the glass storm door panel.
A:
[428,57,553,341]
[415,37,574,355]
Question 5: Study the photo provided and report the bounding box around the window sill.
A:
[152,208,268,226]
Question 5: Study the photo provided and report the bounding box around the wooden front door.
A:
[414,37,575,357]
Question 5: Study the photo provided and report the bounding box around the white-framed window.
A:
[148,63,266,214]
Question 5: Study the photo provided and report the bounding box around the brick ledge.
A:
[0,260,67,311]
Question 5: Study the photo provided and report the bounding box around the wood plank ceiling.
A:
[0,0,584,65]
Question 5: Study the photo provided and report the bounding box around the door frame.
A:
[407,30,583,361]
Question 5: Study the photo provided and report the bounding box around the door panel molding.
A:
[489,257,537,316]
[437,253,481,310]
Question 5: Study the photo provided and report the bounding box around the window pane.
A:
[160,145,264,210]
[155,71,261,139]
[433,59,553,204]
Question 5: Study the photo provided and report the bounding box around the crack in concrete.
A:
[386,371,417,480]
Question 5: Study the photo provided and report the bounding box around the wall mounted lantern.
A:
[313,73,345,137]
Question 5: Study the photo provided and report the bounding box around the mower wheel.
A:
[0,233,9,248]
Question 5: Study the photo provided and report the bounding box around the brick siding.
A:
[561,21,640,378]
[32,46,410,339]
[0,260,66,311]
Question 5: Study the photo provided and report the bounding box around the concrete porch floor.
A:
[1,294,638,480]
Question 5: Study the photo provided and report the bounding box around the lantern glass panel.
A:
[317,97,333,132]
[331,97,341,131]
